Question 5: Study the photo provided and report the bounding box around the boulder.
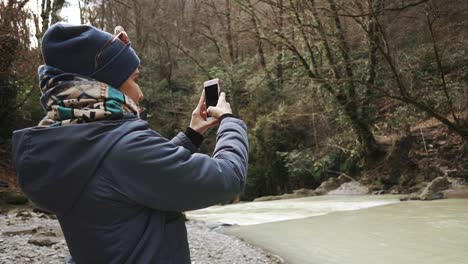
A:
[337,175,352,184]
[328,181,369,195]
[420,176,451,200]
[315,177,341,195]
[408,182,428,194]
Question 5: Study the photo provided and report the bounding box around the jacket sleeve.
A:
[170,132,198,153]
[108,117,248,212]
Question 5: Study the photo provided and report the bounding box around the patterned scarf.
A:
[38,65,139,127]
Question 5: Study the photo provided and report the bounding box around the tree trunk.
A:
[225,0,237,65]
[51,0,66,24]
[335,92,381,157]
[0,35,19,142]
[78,0,85,24]
[363,0,380,114]
[310,0,380,157]
[275,0,284,90]
[41,0,52,34]
[248,0,267,72]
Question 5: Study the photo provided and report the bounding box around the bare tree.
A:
[240,0,382,156]
[0,0,33,141]
[367,1,468,141]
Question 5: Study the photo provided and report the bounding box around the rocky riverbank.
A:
[0,207,282,264]
[253,174,468,202]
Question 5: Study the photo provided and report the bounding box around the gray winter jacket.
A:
[11,114,248,263]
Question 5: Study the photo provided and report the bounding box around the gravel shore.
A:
[0,207,281,264]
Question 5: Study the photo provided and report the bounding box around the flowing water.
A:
[187,196,468,264]
[186,195,401,225]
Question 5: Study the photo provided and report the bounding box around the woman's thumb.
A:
[206,106,215,116]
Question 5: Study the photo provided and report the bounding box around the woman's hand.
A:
[206,92,232,119]
[189,90,219,135]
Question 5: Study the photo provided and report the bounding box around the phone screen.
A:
[205,84,219,113]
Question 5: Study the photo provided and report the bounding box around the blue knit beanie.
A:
[41,23,140,89]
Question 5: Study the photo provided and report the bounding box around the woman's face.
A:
[119,68,144,106]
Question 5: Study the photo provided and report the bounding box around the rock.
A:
[254,190,316,202]
[33,206,57,219]
[442,178,468,199]
[33,206,53,215]
[1,208,278,264]
[38,226,64,237]
[2,226,62,238]
[315,177,342,195]
[400,193,421,201]
[389,186,401,195]
[280,193,301,199]
[337,175,352,184]
[186,222,280,263]
[3,227,38,236]
[15,210,32,218]
[254,195,282,202]
[38,213,49,219]
[328,181,369,195]
[28,235,60,247]
[372,190,385,195]
[292,188,316,196]
[443,187,468,199]
[420,176,451,201]
[38,229,58,237]
[408,183,426,194]
[447,177,466,189]
[0,191,28,205]
[370,185,383,192]
[206,222,236,229]
[360,176,371,185]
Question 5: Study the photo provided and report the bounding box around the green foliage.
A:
[0,77,17,142]
[279,147,361,188]
[278,149,317,184]
[245,106,289,198]
[243,99,333,198]
[386,104,423,131]
[143,77,194,137]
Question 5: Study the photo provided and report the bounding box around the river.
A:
[186,196,468,264]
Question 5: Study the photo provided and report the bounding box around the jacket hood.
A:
[11,115,147,217]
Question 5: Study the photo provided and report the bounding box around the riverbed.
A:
[187,196,468,264]
[0,208,279,263]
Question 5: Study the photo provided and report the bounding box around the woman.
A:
[11,23,248,263]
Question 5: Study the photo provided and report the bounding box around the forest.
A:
[1,0,467,200]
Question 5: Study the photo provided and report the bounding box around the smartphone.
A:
[203,78,221,118]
